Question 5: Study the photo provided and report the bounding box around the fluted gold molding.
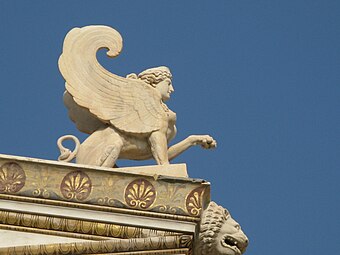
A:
[0,224,110,241]
[94,248,190,254]
[0,235,192,255]
[0,210,180,238]
[0,194,199,222]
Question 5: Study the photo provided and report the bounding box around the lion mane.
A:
[195,201,248,255]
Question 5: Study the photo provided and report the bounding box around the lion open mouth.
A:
[223,235,242,254]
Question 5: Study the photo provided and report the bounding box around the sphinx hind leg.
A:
[76,126,123,168]
[97,140,123,167]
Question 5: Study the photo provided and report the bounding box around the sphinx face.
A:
[156,78,174,102]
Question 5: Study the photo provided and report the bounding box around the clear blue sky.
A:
[0,1,339,254]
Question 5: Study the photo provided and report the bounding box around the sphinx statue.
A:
[0,25,250,254]
[57,25,216,167]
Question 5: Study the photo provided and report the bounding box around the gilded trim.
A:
[94,248,190,255]
[0,235,193,255]
[0,194,200,222]
[0,223,110,241]
[0,210,180,238]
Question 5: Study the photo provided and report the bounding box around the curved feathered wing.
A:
[63,91,106,134]
[58,25,167,134]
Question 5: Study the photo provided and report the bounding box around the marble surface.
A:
[57,25,216,168]
[0,229,88,248]
[0,153,209,218]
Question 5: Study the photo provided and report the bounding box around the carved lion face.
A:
[216,214,248,255]
[195,202,248,255]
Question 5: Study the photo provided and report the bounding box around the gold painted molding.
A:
[93,248,190,255]
[0,210,180,238]
[0,194,200,222]
[0,224,111,241]
[0,235,192,255]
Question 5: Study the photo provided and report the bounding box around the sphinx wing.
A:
[58,25,166,134]
[63,91,106,134]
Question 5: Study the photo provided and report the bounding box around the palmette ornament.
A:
[0,25,249,255]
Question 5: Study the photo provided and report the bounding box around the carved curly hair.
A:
[196,201,230,255]
[131,66,172,87]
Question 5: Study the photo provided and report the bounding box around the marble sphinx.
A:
[57,25,216,168]
[0,25,248,255]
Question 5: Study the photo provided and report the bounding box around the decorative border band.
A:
[0,235,193,255]
[0,210,180,238]
[0,159,210,218]
[94,248,190,255]
[0,224,110,241]
[0,194,200,223]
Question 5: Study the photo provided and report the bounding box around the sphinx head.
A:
[127,66,173,102]
[137,66,171,83]
[139,66,173,101]
[195,202,249,255]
